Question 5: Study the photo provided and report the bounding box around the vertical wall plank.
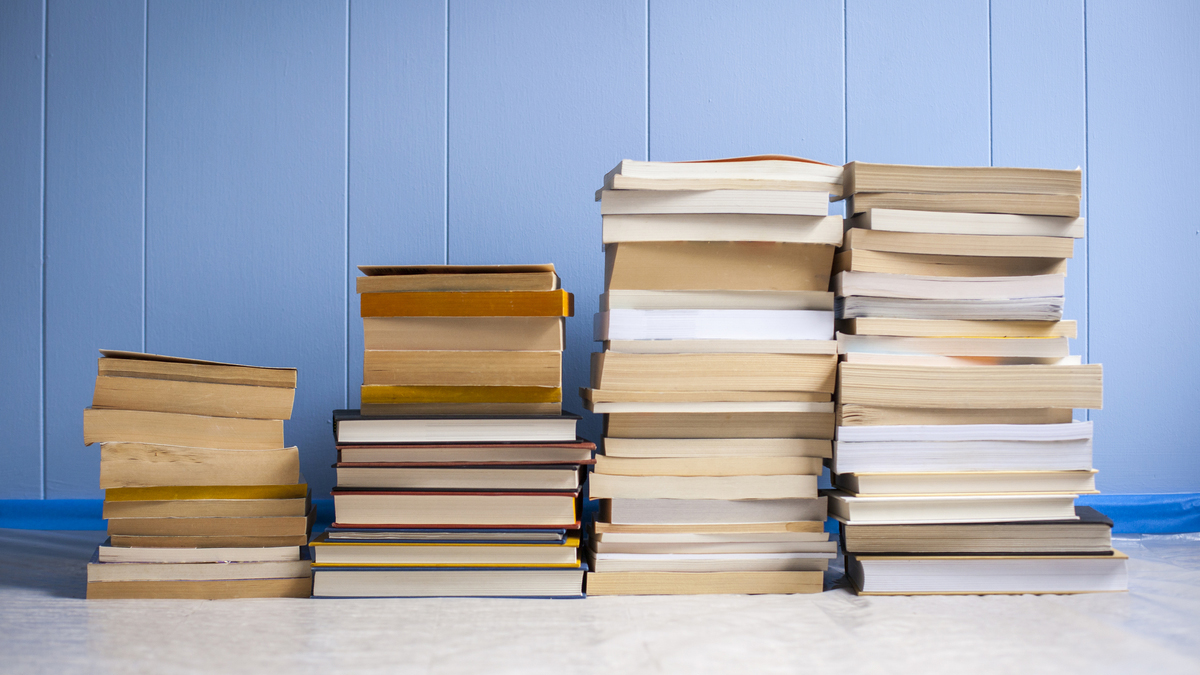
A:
[991,0,1088,373]
[0,0,46,498]
[347,0,447,409]
[846,0,991,165]
[145,0,348,496]
[44,0,146,497]
[650,0,844,165]
[448,0,647,444]
[1087,1,1200,492]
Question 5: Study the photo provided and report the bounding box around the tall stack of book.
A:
[82,351,312,599]
[584,156,844,595]
[829,162,1127,595]
[311,266,590,598]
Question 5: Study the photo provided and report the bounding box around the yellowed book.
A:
[594,455,824,477]
[839,317,1077,339]
[592,521,825,535]
[105,483,308,502]
[363,316,564,351]
[847,192,1079,218]
[604,411,834,440]
[103,497,309,519]
[83,408,284,449]
[842,228,1075,258]
[360,402,562,417]
[363,350,561,387]
[585,571,822,595]
[605,241,834,291]
[589,474,818,501]
[97,350,296,388]
[833,249,1067,277]
[108,534,310,548]
[582,388,830,403]
[98,443,299,489]
[838,363,1102,409]
[361,384,561,405]
[841,162,1081,197]
[591,352,837,393]
[602,437,831,459]
[92,375,295,420]
[107,512,313,537]
[87,577,312,600]
[837,405,1075,426]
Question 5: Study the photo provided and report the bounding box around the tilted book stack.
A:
[584,156,844,595]
[312,266,589,597]
[830,162,1127,595]
[82,351,312,599]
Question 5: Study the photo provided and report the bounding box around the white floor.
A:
[1,529,1198,675]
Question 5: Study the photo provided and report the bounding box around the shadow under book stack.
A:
[583,156,845,595]
[829,162,1126,595]
[311,265,591,598]
[82,351,311,599]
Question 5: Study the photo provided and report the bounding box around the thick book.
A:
[311,566,585,598]
[87,576,312,600]
[840,354,1078,368]
[836,421,1093,443]
[833,250,1066,278]
[83,408,284,449]
[835,271,1065,300]
[848,208,1085,237]
[355,264,559,293]
[846,552,1127,595]
[836,333,1070,358]
[330,490,580,528]
[602,496,827,525]
[308,532,580,567]
[97,542,300,563]
[587,551,833,573]
[603,213,842,244]
[586,400,833,415]
[106,511,314,537]
[589,474,819,501]
[337,439,595,464]
[836,296,1064,321]
[102,496,309,519]
[583,389,830,404]
[591,352,837,393]
[827,490,1078,525]
[96,349,297,388]
[360,290,573,318]
[104,482,308,502]
[830,439,1092,474]
[87,549,311,583]
[591,531,832,554]
[363,316,564,351]
[362,350,561,387]
[604,411,834,440]
[846,193,1079,218]
[603,339,837,354]
[841,227,1075,258]
[359,384,562,406]
[594,455,824,477]
[598,189,830,216]
[600,289,833,311]
[92,375,296,421]
[605,241,834,291]
[834,470,1098,496]
[585,570,823,595]
[593,521,825,535]
[594,309,833,341]
[841,162,1081,197]
[108,534,310,548]
[840,506,1114,554]
[837,363,1103,409]
[332,410,580,444]
[335,465,582,491]
[601,437,830,459]
[604,156,843,195]
[839,317,1077,338]
[98,443,299,489]
[837,404,1074,427]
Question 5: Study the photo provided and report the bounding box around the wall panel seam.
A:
[842,0,847,163]
[142,0,148,352]
[645,0,650,161]
[444,0,450,264]
[39,0,48,500]
[987,0,993,166]
[1082,0,1090,421]
[344,0,351,408]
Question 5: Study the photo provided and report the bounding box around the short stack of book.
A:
[311,265,589,598]
[82,351,312,599]
[584,156,844,595]
[829,162,1126,595]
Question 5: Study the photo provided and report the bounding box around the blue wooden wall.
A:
[1,0,1196,499]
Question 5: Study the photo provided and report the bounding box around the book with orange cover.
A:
[360,290,573,318]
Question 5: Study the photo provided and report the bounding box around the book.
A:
[846,193,1079,218]
[362,351,561,387]
[833,250,1067,277]
[589,474,818,501]
[360,290,573,318]
[839,353,1080,367]
[311,567,585,598]
[308,532,580,566]
[87,576,312,599]
[590,353,837,393]
[604,411,834,440]
[83,408,284,449]
[355,264,559,293]
[585,570,822,595]
[834,470,1098,496]
[604,156,843,195]
[841,227,1075,258]
[363,317,564,351]
[108,534,311,548]
[92,375,296,420]
[594,309,833,341]
[98,443,299,489]
[847,208,1085,238]
[603,214,842,244]
[335,465,582,490]
[102,497,309,518]
[846,552,1128,595]
[836,334,1070,358]
[840,506,1114,553]
[333,410,580,444]
[600,289,833,311]
[105,482,308,502]
[593,521,825,534]
[603,339,837,354]
[837,404,1074,426]
[97,350,297,388]
[322,528,569,543]
[585,401,833,414]
[592,531,832,554]
[87,551,311,583]
[827,491,1078,524]
[601,437,830,459]
[602,497,827,525]
[583,389,831,403]
[605,241,834,291]
[337,439,596,464]
[835,271,1065,300]
[587,552,832,573]
[836,296,1064,321]
[830,439,1092,474]
[599,189,829,216]
[841,162,1081,197]
[97,543,301,563]
[835,421,1093,442]
[331,491,580,527]
[837,363,1103,409]
[594,455,824,477]
[360,402,562,417]
[106,512,314,537]
[839,317,1077,338]
[360,385,563,405]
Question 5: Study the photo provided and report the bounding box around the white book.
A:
[602,437,831,459]
[830,438,1093,474]
[835,271,1065,300]
[605,497,828,524]
[601,289,833,311]
[605,158,843,191]
[587,400,833,414]
[836,296,1064,321]
[836,333,1071,358]
[836,421,1093,443]
[606,339,838,354]
[850,208,1086,238]
[595,309,834,341]
[87,558,312,583]
[588,551,832,573]
[599,189,830,216]
[827,491,1079,525]
[840,353,1081,366]
[847,553,1128,595]
[835,470,1098,496]
[590,474,818,501]
[603,213,843,244]
[97,545,300,564]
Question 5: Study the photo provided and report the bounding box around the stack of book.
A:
[311,266,590,598]
[584,156,844,595]
[830,162,1127,595]
[82,351,312,599]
